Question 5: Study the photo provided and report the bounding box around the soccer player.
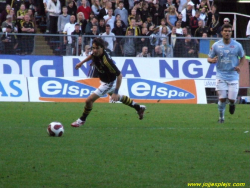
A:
[207,23,246,123]
[71,38,146,127]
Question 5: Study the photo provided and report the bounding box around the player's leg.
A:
[71,93,100,127]
[108,83,146,120]
[228,81,239,115]
[216,79,228,123]
[118,95,146,120]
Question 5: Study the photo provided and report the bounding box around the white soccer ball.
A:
[47,122,64,137]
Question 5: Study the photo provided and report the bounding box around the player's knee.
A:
[219,98,227,102]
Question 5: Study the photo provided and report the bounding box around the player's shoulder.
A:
[103,50,113,60]
[231,39,242,47]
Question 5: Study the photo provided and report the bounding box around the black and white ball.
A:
[47,122,64,137]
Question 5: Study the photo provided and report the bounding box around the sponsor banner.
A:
[27,77,206,104]
[128,79,206,104]
[0,55,216,81]
[28,77,110,103]
[0,75,29,101]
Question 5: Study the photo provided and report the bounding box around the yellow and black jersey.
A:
[91,50,121,83]
[21,21,34,32]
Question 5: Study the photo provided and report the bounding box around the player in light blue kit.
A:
[208,23,246,123]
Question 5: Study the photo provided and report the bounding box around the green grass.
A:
[0,103,249,188]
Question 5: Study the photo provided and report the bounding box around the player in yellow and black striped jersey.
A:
[71,38,146,127]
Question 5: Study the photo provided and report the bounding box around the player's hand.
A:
[209,56,218,64]
[75,62,83,69]
[111,93,119,102]
[234,66,240,73]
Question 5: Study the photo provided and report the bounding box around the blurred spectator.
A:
[58,6,70,33]
[169,26,178,48]
[0,0,6,13]
[182,34,198,57]
[81,44,91,57]
[206,4,218,27]
[154,45,166,57]
[208,14,219,37]
[196,0,208,13]
[2,15,17,32]
[1,4,11,24]
[1,25,18,54]
[176,13,186,28]
[156,25,170,45]
[16,4,27,32]
[128,8,142,27]
[194,20,209,37]
[175,20,183,35]
[112,19,125,56]
[160,38,172,57]
[63,15,76,55]
[246,20,250,38]
[136,46,150,57]
[47,0,61,34]
[100,0,107,9]
[202,32,208,37]
[190,10,200,36]
[207,0,214,11]
[86,24,99,46]
[144,15,155,31]
[181,1,195,28]
[77,0,91,21]
[27,8,37,32]
[98,18,105,34]
[100,24,116,53]
[76,12,87,34]
[43,0,50,33]
[103,8,115,30]
[120,29,136,57]
[166,5,178,29]
[182,27,188,36]
[163,0,175,14]
[11,0,25,14]
[126,17,140,36]
[76,0,91,7]
[99,1,111,20]
[91,0,101,17]
[85,16,98,33]
[151,2,164,26]
[140,2,150,23]
[199,7,208,25]
[178,0,187,13]
[71,23,83,55]
[136,27,150,54]
[67,0,77,18]
[114,14,126,31]
[20,14,35,55]
[114,1,128,27]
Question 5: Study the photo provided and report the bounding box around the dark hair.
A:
[92,38,105,48]
[221,23,232,31]
[106,24,111,28]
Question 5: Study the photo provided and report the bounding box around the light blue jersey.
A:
[208,39,244,80]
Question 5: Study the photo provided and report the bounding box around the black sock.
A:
[120,95,140,111]
[80,107,92,121]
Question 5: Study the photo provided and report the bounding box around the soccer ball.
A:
[47,122,64,137]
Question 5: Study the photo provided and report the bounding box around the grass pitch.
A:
[0,102,249,188]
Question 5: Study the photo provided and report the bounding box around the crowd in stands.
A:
[0,0,248,56]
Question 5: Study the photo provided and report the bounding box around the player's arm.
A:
[207,56,218,64]
[75,54,93,69]
[234,56,246,73]
[111,73,122,101]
